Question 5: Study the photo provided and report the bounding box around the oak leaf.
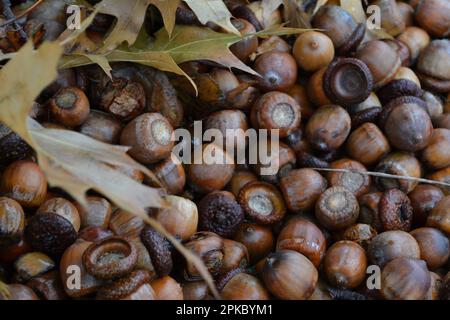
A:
[0,41,220,299]
[340,0,393,39]
[282,0,328,28]
[59,25,308,90]
[0,281,9,299]
[95,0,238,51]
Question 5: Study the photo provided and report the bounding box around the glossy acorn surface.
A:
[219,271,269,300]
[410,227,450,270]
[381,257,431,300]
[262,250,318,300]
[280,169,328,213]
[2,0,450,302]
[0,160,48,208]
[293,31,334,72]
[305,105,351,152]
[254,51,298,93]
[276,217,326,267]
[323,241,367,289]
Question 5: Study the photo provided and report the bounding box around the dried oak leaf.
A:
[59,25,308,91]
[0,41,165,211]
[282,0,328,28]
[95,0,239,51]
[340,0,393,39]
[0,41,220,298]
[0,281,9,299]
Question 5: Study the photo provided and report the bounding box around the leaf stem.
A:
[314,168,450,188]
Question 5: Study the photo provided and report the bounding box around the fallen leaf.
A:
[29,123,221,297]
[283,0,328,28]
[340,0,366,23]
[0,41,163,208]
[0,41,220,299]
[28,121,164,206]
[340,0,393,39]
[143,25,257,75]
[262,0,283,27]
[152,0,181,37]
[0,41,61,144]
[95,0,237,51]
[59,25,309,89]
[59,23,196,88]
[0,281,9,299]
[94,0,151,51]
[83,54,113,78]
[313,0,329,15]
[283,0,311,28]
[58,6,100,51]
[184,0,239,34]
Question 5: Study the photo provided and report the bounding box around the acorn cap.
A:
[82,237,138,280]
[377,79,424,105]
[323,58,373,106]
[96,269,151,300]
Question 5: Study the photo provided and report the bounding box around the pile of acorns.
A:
[0,0,449,300]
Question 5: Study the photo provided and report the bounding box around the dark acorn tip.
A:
[377,79,424,105]
[238,181,286,225]
[96,269,151,300]
[351,107,382,129]
[24,212,77,258]
[140,225,173,277]
[82,237,138,280]
[198,191,244,238]
[378,95,428,130]
[323,58,373,106]
[337,23,366,56]
[215,267,245,292]
[379,189,413,232]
